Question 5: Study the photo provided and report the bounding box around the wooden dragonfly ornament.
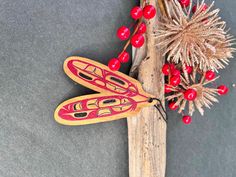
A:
[54,56,164,126]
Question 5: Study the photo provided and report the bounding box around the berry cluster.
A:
[163,62,229,125]
[108,4,156,71]
[158,0,232,125]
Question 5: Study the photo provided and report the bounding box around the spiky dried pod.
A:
[166,68,220,116]
[155,0,235,71]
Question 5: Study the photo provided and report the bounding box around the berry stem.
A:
[118,1,147,58]
[118,19,143,57]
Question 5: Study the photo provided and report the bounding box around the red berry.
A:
[205,70,215,81]
[130,6,143,20]
[202,4,208,11]
[117,26,130,41]
[143,5,156,19]
[170,76,181,86]
[185,65,193,74]
[192,3,208,13]
[137,22,146,34]
[165,84,172,93]
[108,58,121,71]
[192,5,197,13]
[171,69,181,77]
[184,89,197,101]
[162,64,170,75]
[169,63,176,71]
[131,34,145,48]
[118,51,130,63]
[168,102,178,110]
[217,85,229,95]
[182,115,192,124]
[179,0,190,8]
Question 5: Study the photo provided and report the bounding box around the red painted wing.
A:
[54,93,149,125]
[64,56,150,98]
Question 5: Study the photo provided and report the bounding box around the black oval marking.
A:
[74,112,87,118]
[110,77,125,85]
[79,72,92,80]
[103,99,116,104]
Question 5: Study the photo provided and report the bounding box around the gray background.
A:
[0,0,236,177]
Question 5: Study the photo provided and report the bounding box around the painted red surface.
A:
[58,95,137,121]
[67,59,140,97]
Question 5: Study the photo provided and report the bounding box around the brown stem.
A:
[119,20,143,57]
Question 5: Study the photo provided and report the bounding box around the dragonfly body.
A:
[54,56,156,125]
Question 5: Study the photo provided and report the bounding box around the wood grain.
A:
[127,0,167,176]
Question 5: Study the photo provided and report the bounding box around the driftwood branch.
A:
[127,0,167,177]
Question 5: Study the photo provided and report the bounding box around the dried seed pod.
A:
[166,68,220,116]
[155,0,235,71]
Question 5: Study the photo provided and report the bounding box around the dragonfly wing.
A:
[54,93,149,126]
[64,56,153,98]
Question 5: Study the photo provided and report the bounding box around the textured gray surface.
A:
[0,0,236,177]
